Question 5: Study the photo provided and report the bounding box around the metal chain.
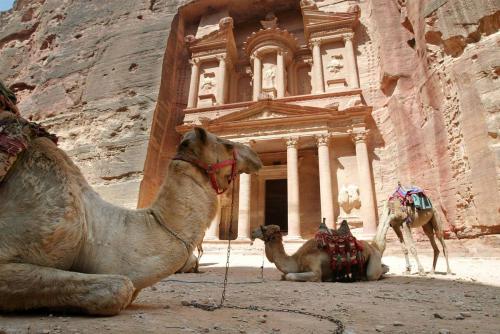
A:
[219,176,236,306]
[183,175,345,334]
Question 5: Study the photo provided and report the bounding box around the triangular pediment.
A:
[210,100,335,125]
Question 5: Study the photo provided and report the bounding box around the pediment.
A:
[210,101,334,125]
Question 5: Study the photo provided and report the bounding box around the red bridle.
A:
[173,149,238,195]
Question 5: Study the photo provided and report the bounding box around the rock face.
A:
[0,0,498,237]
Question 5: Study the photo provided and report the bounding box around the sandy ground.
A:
[1,236,499,334]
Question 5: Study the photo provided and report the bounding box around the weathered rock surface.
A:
[0,0,176,208]
[0,0,498,236]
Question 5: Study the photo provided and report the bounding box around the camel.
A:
[374,197,452,275]
[251,223,389,282]
[0,126,262,315]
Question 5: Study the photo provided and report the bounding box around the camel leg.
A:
[436,233,452,274]
[393,225,411,273]
[284,257,322,282]
[365,250,385,281]
[401,224,425,275]
[422,223,439,274]
[0,263,135,315]
[284,272,320,282]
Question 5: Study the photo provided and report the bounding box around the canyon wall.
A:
[0,0,498,237]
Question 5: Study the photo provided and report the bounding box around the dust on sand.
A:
[1,236,499,334]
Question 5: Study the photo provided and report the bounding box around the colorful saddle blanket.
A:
[315,226,365,282]
[390,185,432,210]
[0,115,58,182]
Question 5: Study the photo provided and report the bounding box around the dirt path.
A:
[1,238,499,334]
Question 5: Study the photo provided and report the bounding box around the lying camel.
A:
[0,127,262,315]
[251,223,388,282]
[374,199,451,275]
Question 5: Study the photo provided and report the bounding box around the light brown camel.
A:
[251,224,389,282]
[374,199,452,275]
[0,127,262,315]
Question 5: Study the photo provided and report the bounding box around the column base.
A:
[203,237,221,244]
[233,237,253,244]
[283,235,305,243]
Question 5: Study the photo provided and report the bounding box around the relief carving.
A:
[260,12,278,29]
[262,65,276,89]
[326,55,344,74]
[338,184,361,215]
[200,72,216,94]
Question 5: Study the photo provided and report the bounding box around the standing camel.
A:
[251,224,389,282]
[0,127,262,315]
[374,197,452,275]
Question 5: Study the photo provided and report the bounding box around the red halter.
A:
[173,149,238,194]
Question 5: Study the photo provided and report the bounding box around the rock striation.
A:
[0,0,498,237]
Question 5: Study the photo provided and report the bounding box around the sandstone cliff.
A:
[0,0,498,237]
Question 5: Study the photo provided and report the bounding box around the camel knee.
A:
[85,276,135,315]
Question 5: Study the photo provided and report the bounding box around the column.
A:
[187,58,200,108]
[276,50,286,98]
[316,135,335,229]
[344,33,359,89]
[252,53,262,101]
[286,137,301,239]
[205,196,221,241]
[311,39,325,94]
[237,172,252,241]
[216,54,227,105]
[354,131,377,236]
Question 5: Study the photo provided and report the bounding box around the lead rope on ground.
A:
[184,175,345,334]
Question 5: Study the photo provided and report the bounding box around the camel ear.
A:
[194,127,207,144]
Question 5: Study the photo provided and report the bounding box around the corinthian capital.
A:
[343,33,354,42]
[351,130,367,143]
[286,137,299,148]
[316,134,330,147]
[309,39,322,49]
[189,58,200,66]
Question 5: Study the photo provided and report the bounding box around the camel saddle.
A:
[315,220,365,282]
[0,115,58,183]
[389,184,432,210]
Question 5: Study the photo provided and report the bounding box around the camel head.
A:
[251,224,282,243]
[176,127,262,193]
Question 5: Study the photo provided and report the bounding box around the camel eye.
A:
[179,140,190,149]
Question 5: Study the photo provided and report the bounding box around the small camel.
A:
[374,198,452,275]
[251,224,389,282]
[0,127,262,315]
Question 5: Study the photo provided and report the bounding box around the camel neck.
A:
[150,160,218,247]
[373,208,391,254]
[265,238,299,274]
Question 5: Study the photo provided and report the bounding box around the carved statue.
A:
[338,184,361,214]
[200,73,216,93]
[260,12,278,29]
[327,55,344,74]
[263,65,276,89]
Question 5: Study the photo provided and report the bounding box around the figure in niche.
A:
[327,55,344,74]
[263,66,276,89]
[200,72,216,93]
[260,12,278,29]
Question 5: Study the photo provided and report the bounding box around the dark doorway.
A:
[265,179,288,233]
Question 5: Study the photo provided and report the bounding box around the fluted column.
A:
[353,131,377,236]
[187,58,200,108]
[205,196,221,241]
[316,134,335,229]
[276,50,285,98]
[216,54,227,105]
[252,53,262,101]
[286,137,301,239]
[311,39,324,94]
[237,168,252,241]
[344,33,359,89]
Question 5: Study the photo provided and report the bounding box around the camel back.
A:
[389,185,432,210]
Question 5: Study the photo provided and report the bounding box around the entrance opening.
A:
[264,179,288,233]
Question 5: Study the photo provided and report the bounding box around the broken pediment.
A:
[302,7,359,40]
